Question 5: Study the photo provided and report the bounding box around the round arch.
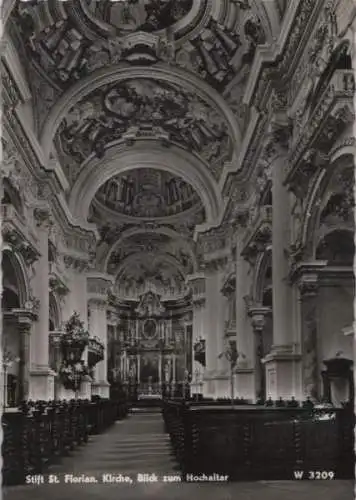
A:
[69,142,223,225]
[49,291,62,330]
[2,247,31,308]
[39,64,241,162]
[252,245,272,305]
[302,150,355,258]
[104,226,198,274]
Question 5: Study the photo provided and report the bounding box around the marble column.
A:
[87,273,113,399]
[30,209,55,400]
[298,274,319,401]
[263,144,300,399]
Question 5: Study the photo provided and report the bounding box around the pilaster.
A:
[187,273,207,365]
[203,265,230,398]
[262,116,302,399]
[248,306,272,400]
[29,209,56,400]
[271,145,292,348]
[31,208,51,370]
[234,235,255,400]
[87,273,113,398]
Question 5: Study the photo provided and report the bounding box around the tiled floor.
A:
[3,410,354,500]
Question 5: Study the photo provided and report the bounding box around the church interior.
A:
[1,0,355,498]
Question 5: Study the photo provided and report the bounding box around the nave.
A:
[3,408,353,500]
[1,2,355,499]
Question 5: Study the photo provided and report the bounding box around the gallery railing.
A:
[2,398,129,486]
[162,399,354,481]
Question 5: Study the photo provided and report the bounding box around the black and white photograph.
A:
[0,0,355,499]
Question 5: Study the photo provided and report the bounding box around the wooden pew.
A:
[162,400,354,481]
[2,397,129,486]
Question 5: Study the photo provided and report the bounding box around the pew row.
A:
[162,400,354,481]
[2,398,129,486]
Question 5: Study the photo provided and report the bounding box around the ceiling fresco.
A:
[95,169,202,219]
[56,77,231,182]
[7,0,274,301]
[14,0,266,94]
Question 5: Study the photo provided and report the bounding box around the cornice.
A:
[52,193,99,241]
[289,260,328,285]
[289,261,353,289]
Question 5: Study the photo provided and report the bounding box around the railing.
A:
[162,399,354,481]
[2,398,129,486]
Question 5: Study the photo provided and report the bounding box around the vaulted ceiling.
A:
[9,0,285,300]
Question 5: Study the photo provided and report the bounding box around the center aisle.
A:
[46,408,180,478]
[3,408,353,500]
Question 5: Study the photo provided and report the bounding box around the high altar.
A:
[108,288,192,399]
